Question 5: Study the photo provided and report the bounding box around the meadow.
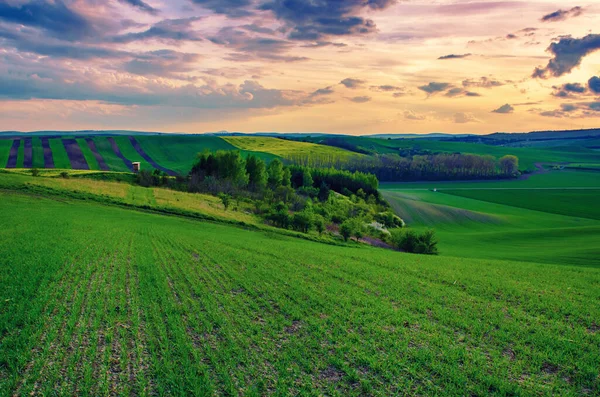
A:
[223,136,358,160]
[381,170,600,267]
[1,191,599,396]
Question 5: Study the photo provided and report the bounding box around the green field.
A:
[92,137,131,172]
[134,135,252,174]
[307,136,600,171]
[48,138,72,169]
[1,190,599,396]
[76,138,100,170]
[0,140,11,167]
[381,171,600,267]
[224,136,358,161]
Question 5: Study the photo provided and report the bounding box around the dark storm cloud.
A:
[259,0,397,40]
[438,53,471,60]
[0,0,95,40]
[541,6,583,22]
[492,104,514,114]
[340,78,366,89]
[119,0,159,15]
[418,82,451,94]
[112,18,203,44]
[589,76,600,94]
[533,34,600,78]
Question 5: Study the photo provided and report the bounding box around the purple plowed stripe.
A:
[41,138,55,168]
[107,137,133,171]
[6,140,20,168]
[23,138,33,168]
[85,138,109,171]
[128,136,177,176]
[62,139,90,170]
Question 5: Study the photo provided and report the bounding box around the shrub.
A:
[340,220,354,241]
[390,229,438,255]
[59,171,69,179]
[219,193,232,211]
[31,168,40,177]
[291,210,313,233]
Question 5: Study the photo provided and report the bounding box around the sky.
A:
[0,0,599,135]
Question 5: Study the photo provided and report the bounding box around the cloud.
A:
[370,85,403,92]
[533,34,600,78]
[551,82,588,97]
[209,27,308,62]
[348,96,371,103]
[438,53,471,60]
[462,77,504,89]
[492,104,514,114]
[539,101,600,118]
[122,50,202,79]
[340,78,366,89]
[403,110,426,121]
[541,6,583,22]
[112,17,203,44]
[418,82,451,94]
[589,76,600,94]
[311,86,335,96]
[190,0,254,18]
[119,0,159,15]
[454,112,479,124]
[259,0,397,41]
[444,88,480,98]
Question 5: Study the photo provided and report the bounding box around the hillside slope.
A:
[1,191,599,396]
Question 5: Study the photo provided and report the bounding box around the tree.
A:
[246,155,267,191]
[267,159,284,188]
[314,214,326,235]
[282,167,291,187]
[318,182,330,202]
[302,169,313,188]
[292,210,313,233]
[219,193,231,210]
[351,219,364,241]
[31,168,40,177]
[340,220,354,241]
[499,155,519,176]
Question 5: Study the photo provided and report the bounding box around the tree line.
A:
[287,152,519,181]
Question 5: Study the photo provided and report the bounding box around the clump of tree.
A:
[389,229,438,255]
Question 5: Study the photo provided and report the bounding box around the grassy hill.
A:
[1,189,599,396]
[381,170,600,267]
[223,136,359,160]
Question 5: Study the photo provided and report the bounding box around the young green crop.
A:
[1,191,599,396]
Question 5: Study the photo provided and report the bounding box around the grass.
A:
[112,136,153,171]
[444,189,600,221]
[0,172,260,226]
[1,190,599,396]
[48,138,72,169]
[224,136,358,160]
[0,140,12,167]
[15,140,24,168]
[76,138,100,170]
[381,169,600,190]
[566,163,600,170]
[381,172,600,267]
[92,137,131,172]
[308,136,600,171]
[134,135,247,174]
[31,137,45,168]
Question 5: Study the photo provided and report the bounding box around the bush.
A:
[291,210,313,233]
[390,228,438,255]
[218,193,232,211]
[375,211,405,228]
[31,168,40,177]
[59,171,69,179]
[340,220,354,241]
